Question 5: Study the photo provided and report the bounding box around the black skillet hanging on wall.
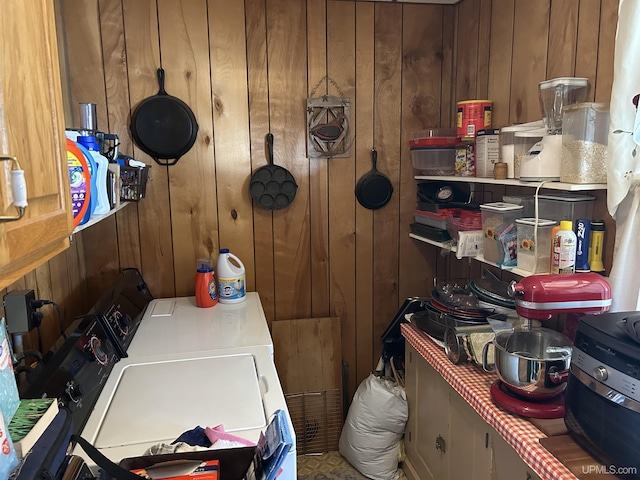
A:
[130,68,199,166]
[355,149,393,210]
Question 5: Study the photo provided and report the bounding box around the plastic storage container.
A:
[537,193,595,224]
[502,195,535,217]
[410,128,459,148]
[499,120,544,179]
[516,218,557,274]
[561,102,610,184]
[538,77,589,134]
[480,202,523,265]
[411,147,456,175]
[513,128,545,179]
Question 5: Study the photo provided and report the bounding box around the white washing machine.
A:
[75,293,295,477]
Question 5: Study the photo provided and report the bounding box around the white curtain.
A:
[607,0,640,311]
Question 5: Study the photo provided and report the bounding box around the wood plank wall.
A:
[1,0,617,400]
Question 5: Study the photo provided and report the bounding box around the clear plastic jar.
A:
[561,102,610,184]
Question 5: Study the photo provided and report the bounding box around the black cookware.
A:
[355,149,393,210]
[130,68,198,166]
[249,133,298,210]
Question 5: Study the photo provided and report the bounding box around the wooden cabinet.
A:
[404,342,543,480]
[0,0,72,290]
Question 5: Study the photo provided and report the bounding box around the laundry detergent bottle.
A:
[217,249,246,304]
[66,138,92,227]
[77,135,110,215]
[195,258,217,308]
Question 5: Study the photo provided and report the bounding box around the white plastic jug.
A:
[217,249,246,303]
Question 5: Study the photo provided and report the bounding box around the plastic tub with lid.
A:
[410,128,460,148]
[411,147,456,175]
[538,77,589,134]
[480,202,523,265]
[536,193,595,224]
[561,102,610,184]
[516,218,557,274]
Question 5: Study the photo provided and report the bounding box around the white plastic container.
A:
[499,120,543,178]
[551,220,577,274]
[513,128,545,179]
[217,248,246,303]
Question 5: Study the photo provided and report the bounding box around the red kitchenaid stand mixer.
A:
[487,272,611,419]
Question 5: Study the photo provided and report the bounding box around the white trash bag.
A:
[339,366,408,480]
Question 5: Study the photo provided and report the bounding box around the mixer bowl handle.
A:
[482,341,496,373]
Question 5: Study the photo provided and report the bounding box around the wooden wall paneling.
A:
[372,3,401,362]
[487,0,515,127]
[32,263,59,353]
[122,0,174,298]
[593,1,616,104]
[453,0,481,101]
[308,0,330,317]
[209,0,255,294]
[267,0,312,321]
[476,0,492,98]
[98,0,143,274]
[441,6,456,127]
[245,0,275,321]
[546,0,579,79]
[156,0,216,297]
[509,0,550,124]
[326,1,354,384]
[399,5,445,302]
[574,0,601,101]
[354,1,375,395]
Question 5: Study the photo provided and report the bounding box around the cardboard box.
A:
[475,128,500,178]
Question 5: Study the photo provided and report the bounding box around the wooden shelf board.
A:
[414,175,606,191]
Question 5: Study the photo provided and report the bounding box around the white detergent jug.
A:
[217,249,246,304]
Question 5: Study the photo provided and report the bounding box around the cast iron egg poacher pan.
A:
[249,133,298,210]
[130,68,199,166]
[355,149,393,209]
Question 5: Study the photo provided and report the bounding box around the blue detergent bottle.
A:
[77,135,110,215]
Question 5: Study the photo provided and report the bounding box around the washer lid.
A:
[94,353,266,449]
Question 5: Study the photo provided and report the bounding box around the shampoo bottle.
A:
[77,135,110,215]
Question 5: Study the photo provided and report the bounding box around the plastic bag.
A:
[0,408,19,479]
[338,371,408,480]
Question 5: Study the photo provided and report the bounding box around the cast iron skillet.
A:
[249,133,298,210]
[356,149,393,209]
[130,68,198,166]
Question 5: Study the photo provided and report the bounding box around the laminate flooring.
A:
[297,452,407,480]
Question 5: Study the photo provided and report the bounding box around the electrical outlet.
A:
[3,290,36,333]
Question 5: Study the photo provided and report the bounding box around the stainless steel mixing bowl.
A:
[482,327,572,398]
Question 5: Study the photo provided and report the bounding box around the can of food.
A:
[456,100,493,140]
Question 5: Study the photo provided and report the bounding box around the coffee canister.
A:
[456,100,493,140]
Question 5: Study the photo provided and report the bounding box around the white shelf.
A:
[414,175,606,191]
[72,202,130,234]
[409,232,531,277]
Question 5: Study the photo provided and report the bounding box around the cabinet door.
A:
[449,392,493,480]
[404,344,450,480]
[491,431,542,480]
[0,0,72,289]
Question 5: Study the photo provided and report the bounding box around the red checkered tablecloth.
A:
[402,322,577,480]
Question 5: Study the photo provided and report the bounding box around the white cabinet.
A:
[404,343,492,480]
[404,342,544,480]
